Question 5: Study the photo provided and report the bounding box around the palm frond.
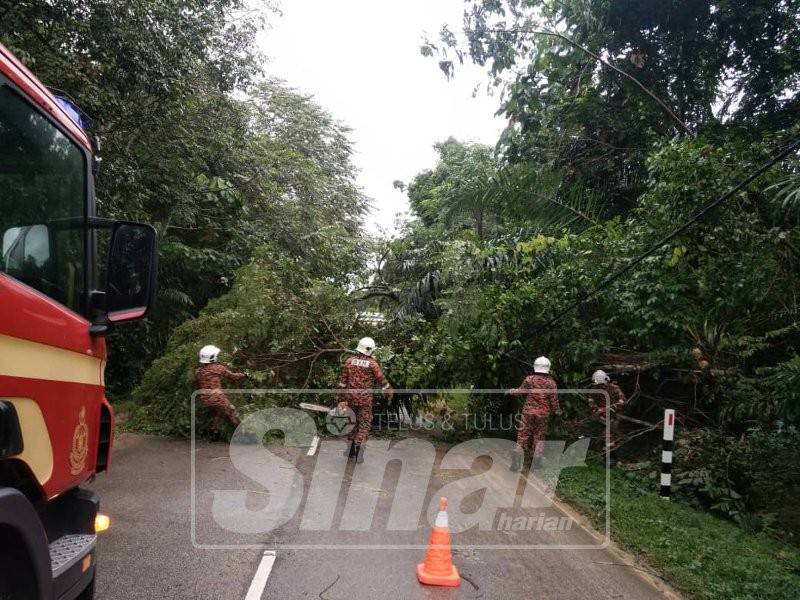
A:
[766,172,800,220]
[158,288,195,308]
[442,164,605,232]
[395,270,441,319]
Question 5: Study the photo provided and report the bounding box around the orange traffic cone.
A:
[417,497,461,587]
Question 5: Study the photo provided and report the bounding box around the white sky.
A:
[257,0,506,234]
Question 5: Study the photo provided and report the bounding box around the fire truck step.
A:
[49,534,97,577]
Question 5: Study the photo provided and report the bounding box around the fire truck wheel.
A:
[75,576,96,600]
[0,527,37,600]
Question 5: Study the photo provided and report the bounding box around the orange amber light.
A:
[94,514,110,533]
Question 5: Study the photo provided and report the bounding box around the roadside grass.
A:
[558,464,800,600]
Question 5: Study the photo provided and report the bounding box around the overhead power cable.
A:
[538,135,800,331]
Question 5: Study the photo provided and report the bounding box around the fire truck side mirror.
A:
[91,222,158,335]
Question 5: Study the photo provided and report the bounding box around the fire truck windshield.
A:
[0,77,87,314]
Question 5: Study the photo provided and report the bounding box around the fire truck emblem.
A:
[69,407,89,475]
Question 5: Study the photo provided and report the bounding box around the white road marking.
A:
[244,550,276,600]
[307,435,320,456]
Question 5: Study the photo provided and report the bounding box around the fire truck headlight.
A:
[94,514,110,533]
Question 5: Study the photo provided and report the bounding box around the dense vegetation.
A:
[3,0,799,555]
[0,0,365,394]
[383,0,800,537]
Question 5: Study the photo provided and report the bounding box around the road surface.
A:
[89,433,679,599]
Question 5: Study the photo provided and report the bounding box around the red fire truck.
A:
[0,43,158,599]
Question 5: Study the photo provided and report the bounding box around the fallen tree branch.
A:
[618,415,655,427]
[611,422,662,451]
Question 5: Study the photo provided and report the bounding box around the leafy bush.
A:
[723,355,800,425]
[674,427,800,539]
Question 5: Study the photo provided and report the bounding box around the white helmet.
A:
[356,337,376,356]
[533,356,551,374]
[199,344,221,364]
[592,369,610,384]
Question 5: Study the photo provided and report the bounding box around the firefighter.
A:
[587,369,627,432]
[336,337,394,463]
[509,356,561,472]
[194,344,247,433]
[587,369,627,460]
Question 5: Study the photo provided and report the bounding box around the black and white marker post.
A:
[660,409,676,499]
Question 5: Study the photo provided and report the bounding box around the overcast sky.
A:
[257,0,506,234]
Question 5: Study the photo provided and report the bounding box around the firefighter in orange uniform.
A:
[587,369,627,462]
[510,356,561,471]
[336,337,394,463]
[194,344,247,432]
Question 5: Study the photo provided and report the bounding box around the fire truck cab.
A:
[0,42,157,599]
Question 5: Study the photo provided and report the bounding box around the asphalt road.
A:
[89,433,679,600]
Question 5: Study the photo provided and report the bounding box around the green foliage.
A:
[404,138,500,238]
[559,464,800,599]
[128,248,365,436]
[426,0,800,212]
[673,427,800,538]
[380,132,800,546]
[383,135,800,424]
[723,354,800,425]
[453,164,606,231]
[1,2,366,395]
[766,172,800,222]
